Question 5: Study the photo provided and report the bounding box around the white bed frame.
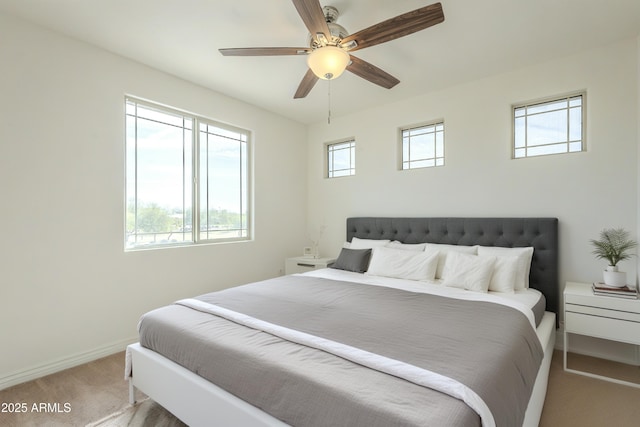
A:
[127,311,555,427]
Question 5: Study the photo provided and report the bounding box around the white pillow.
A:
[441,252,496,293]
[424,243,478,279]
[482,255,519,293]
[349,237,391,250]
[366,247,438,281]
[477,246,534,291]
[385,241,427,251]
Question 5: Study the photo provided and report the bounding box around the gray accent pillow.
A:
[331,248,372,273]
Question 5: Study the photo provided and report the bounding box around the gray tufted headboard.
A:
[346,217,559,318]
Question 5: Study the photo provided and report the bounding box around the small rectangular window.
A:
[401,121,444,170]
[327,140,355,178]
[513,93,584,159]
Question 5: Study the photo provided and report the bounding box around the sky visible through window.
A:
[514,94,583,158]
[402,122,444,169]
[126,103,243,213]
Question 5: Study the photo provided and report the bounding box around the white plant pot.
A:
[603,266,627,287]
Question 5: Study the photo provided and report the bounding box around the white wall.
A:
[637,35,640,287]
[0,14,308,388]
[307,39,639,340]
[1,14,638,389]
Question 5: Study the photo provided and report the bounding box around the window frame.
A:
[125,96,252,251]
[326,138,356,178]
[399,120,445,170]
[512,91,586,159]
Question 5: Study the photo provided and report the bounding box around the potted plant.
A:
[590,228,637,287]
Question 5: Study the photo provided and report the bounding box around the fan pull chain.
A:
[327,79,331,125]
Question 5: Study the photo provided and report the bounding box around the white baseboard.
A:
[0,336,138,391]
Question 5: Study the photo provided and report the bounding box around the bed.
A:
[127,217,558,427]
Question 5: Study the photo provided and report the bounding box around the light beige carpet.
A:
[86,398,185,427]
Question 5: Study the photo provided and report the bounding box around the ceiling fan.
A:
[219,1,445,99]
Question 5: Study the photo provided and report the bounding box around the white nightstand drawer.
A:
[565,292,640,312]
[566,302,640,323]
[565,311,640,345]
[285,257,336,275]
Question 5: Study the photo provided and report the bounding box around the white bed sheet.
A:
[302,268,543,331]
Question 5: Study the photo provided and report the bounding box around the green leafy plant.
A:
[590,228,637,267]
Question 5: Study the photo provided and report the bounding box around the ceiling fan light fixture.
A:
[220,2,445,98]
[307,46,350,80]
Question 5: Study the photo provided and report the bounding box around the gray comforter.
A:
[139,275,543,427]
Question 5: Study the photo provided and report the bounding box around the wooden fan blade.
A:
[219,47,310,56]
[346,55,400,89]
[291,0,331,40]
[341,2,444,52]
[294,68,319,99]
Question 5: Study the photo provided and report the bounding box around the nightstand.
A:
[563,281,640,388]
[285,256,336,275]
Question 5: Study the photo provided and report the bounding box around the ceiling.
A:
[1,0,639,124]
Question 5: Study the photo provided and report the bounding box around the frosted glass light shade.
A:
[307,46,350,80]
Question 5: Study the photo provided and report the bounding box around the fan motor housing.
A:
[308,6,349,48]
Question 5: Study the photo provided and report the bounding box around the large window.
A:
[125,97,250,250]
[513,93,584,158]
[401,121,444,170]
[327,139,355,178]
